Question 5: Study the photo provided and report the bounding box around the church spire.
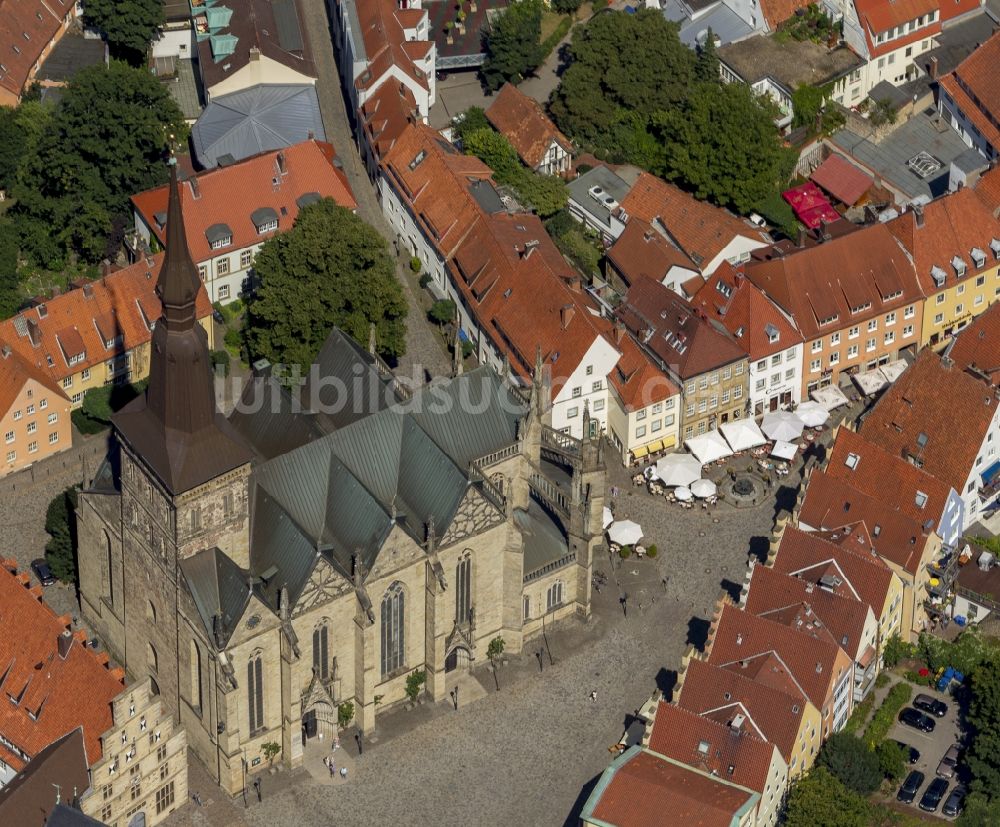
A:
[158,161,201,331]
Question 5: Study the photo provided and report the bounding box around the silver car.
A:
[937,744,961,779]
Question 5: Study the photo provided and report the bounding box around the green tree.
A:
[428,299,456,327]
[881,633,914,668]
[44,486,80,584]
[337,701,355,729]
[816,732,882,795]
[454,107,491,146]
[550,10,695,159]
[959,792,1000,827]
[405,669,426,702]
[487,636,505,691]
[552,0,582,11]
[516,172,568,218]
[694,30,719,82]
[0,219,21,317]
[784,767,872,827]
[12,62,185,268]
[83,0,165,62]
[462,127,522,181]
[792,84,826,129]
[481,0,544,91]
[244,200,407,372]
[967,656,1000,799]
[875,739,907,782]
[652,81,792,214]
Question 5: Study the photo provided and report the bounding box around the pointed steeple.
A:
[158,161,202,331]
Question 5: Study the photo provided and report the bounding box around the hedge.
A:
[863,682,912,750]
[538,15,572,62]
[842,692,876,736]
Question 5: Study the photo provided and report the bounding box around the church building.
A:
[75,164,606,795]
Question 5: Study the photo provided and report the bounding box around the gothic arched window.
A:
[247,652,264,734]
[455,556,471,625]
[380,583,405,678]
[312,621,330,681]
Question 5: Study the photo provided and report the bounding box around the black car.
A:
[30,558,55,586]
[919,777,949,812]
[913,693,949,718]
[891,740,920,764]
[899,706,936,733]
[943,786,966,817]
[897,770,925,804]
[212,308,225,325]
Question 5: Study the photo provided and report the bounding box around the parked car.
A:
[943,785,966,817]
[899,707,936,733]
[212,308,225,325]
[937,744,961,779]
[913,693,949,718]
[30,558,55,586]
[897,770,925,804]
[919,777,949,812]
[891,740,920,764]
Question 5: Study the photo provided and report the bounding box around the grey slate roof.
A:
[517,500,569,577]
[229,373,328,460]
[180,547,252,649]
[191,84,326,169]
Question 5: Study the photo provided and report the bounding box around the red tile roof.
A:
[947,301,1000,385]
[0,0,74,99]
[798,470,931,575]
[691,264,803,361]
[590,748,755,827]
[706,603,844,711]
[975,165,1000,215]
[352,0,430,94]
[131,141,357,264]
[853,0,943,57]
[485,83,572,170]
[621,173,768,273]
[0,254,212,386]
[861,347,997,494]
[939,0,985,23]
[886,187,1000,296]
[810,155,873,206]
[744,563,871,660]
[606,216,698,289]
[0,561,124,772]
[826,427,953,524]
[0,347,69,421]
[745,222,922,341]
[360,82,419,165]
[617,278,747,380]
[676,659,807,765]
[939,31,1000,151]
[646,702,777,795]
[771,524,895,616]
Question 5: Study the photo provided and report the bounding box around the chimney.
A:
[26,318,40,347]
[914,203,925,228]
[613,320,625,345]
[307,129,315,140]
[522,239,540,259]
[82,283,94,299]
[734,272,744,287]
[929,56,938,79]
[57,630,74,660]
[276,151,288,176]
[797,226,807,248]
[249,46,261,61]
[560,304,575,330]
[1,345,9,359]
[189,177,201,199]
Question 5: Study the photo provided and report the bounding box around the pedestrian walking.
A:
[329,760,336,778]
[589,689,597,702]
[253,777,262,803]
[340,767,348,779]
[323,756,329,770]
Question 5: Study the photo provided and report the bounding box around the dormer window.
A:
[971,248,987,268]
[991,239,1000,260]
[930,266,946,288]
[765,323,779,344]
[251,207,279,235]
[206,223,233,250]
[952,256,967,277]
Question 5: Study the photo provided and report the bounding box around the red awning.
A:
[782,183,841,229]
[810,155,873,206]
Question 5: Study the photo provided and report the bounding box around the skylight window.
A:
[844,452,860,470]
[915,491,928,509]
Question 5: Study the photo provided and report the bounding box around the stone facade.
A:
[80,678,188,827]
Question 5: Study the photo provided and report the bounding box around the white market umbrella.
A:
[608,519,644,545]
[685,430,733,465]
[690,478,717,498]
[810,385,849,411]
[655,453,702,487]
[761,410,805,443]
[770,440,798,461]
[720,419,767,452]
[603,506,614,529]
[674,486,694,502]
[795,400,830,428]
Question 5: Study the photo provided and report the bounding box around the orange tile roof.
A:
[590,748,755,827]
[826,427,953,525]
[855,0,937,34]
[798,470,931,575]
[771,524,895,615]
[886,187,1000,296]
[947,301,1000,384]
[0,561,123,771]
[975,164,1000,215]
[745,222,922,341]
[0,254,212,386]
[0,347,69,421]
[676,659,807,765]
[621,172,768,271]
[861,347,997,493]
[360,82,419,165]
[617,279,747,380]
[646,702,776,795]
[706,603,843,711]
[606,216,697,289]
[744,564,871,660]
[0,0,74,99]
[485,83,572,170]
[692,264,803,361]
[131,141,357,264]
[758,0,814,30]
[352,0,430,93]
[939,31,1000,150]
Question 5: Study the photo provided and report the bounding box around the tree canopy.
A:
[11,61,186,268]
[83,0,165,62]
[453,106,491,146]
[967,656,1000,800]
[784,767,873,827]
[481,0,544,91]
[44,486,80,584]
[244,200,407,372]
[816,732,883,795]
[0,220,20,317]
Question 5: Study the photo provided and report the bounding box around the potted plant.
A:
[456,11,466,34]
[405,669,426,705]
[337,701,354,731]
[261,741,281,773]
[444,20,454,44]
